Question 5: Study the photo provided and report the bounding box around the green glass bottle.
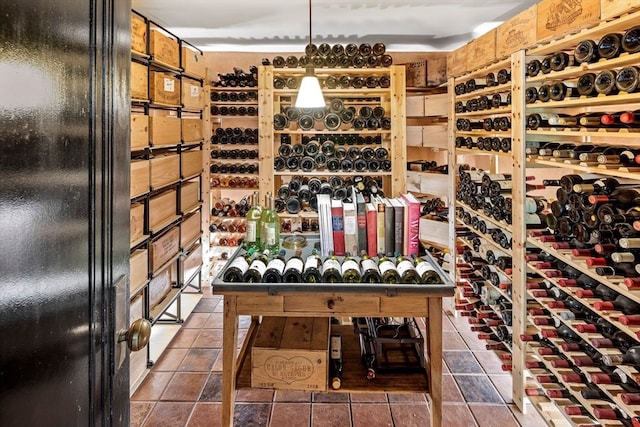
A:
[222,249,254,282]
[321,251,343,283]
[260,192,280,253]
[360,250,381,283]
[244,191,262,252]
[413,255,442,284]
[302,249,323,283]
[283,248,304,283]
[262,249,286,283]
[396,255,421,284]
[341,252,362,283]
[243,249,270,283]
[378,253,400,284]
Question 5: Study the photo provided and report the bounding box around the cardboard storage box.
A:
[181,118,203,143]
[181,77,205,111]
[131,61,148,100]
[149,72,180,106]
[252,317,330,392]
[149,28,179,68]
[130,159,150,198]
[131,13,146,54]
[149,188,177,233]
[181,149,202,179]
[149,153,180,191]
[149,116,181,147]
[180,209,201,249]
[130,248,148,297]
[150,226,180,273]
[181,45,207,79]
[180,180,200,213]
[131,114,149,151]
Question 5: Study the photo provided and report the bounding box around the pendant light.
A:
[295,0,326,108]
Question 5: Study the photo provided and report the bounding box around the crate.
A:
[131,13,147,54]
[131,114,149,151]
[496,4,538,59]
[181,46,207,79]
[466,28,497,72]
[419,217,449,248]
[130,159,150,198]
[131,61,148,100]
[601,0,640,19]
[149,153,180,190]
[148,267,172,310]
[181,77,205,111]
[149,72,180,106]
[406,125,448,149]
[405,61,427,88]
[149,116,181,147]
[150,226,180,273]
[424,93,448,117]
[252,317,329,392]
[181,209,201,249]
[130,248,148,297]
[180,180,200,213]
[426,57,447,87]
[149,28,179,68]
[181,242,202,284]
[406,96,425,117]
[130,202,145,245]
[181,118,203,143]
[149,188,177,233]
[181,149,202,179]
[537,0,600,42]
[447,44,468,77]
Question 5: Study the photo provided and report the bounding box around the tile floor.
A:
[130,286,548,426]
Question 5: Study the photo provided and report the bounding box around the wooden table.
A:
[212,277,454,427]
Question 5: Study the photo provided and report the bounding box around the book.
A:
[330,198,345,256]
[365,202,378,257]
[317,194,334,257]
[342,199,358,256]
[373,196,386,256]
[354,189,368,254]
[380,196,395,256]
[401,192,421,256]
[389,197,405,256]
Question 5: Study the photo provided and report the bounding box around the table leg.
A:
[427,297,443,427]
[222,295,238,427]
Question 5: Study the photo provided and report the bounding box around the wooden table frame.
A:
[214,285,453,427]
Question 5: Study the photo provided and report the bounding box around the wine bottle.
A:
[329,334,343,390]
[341,253,362,283]
[302,248,323,283]
[223,250,254,282]
[360,251,381,283]
[396,255,421,284]
[378,254,400,283]
[549,81,579,101]
[616,66,640,93]
[576,72,598,97]
[595,69,619,95]
[244,191,262,252]
[321,251,343,283]
[598,32,623,59]
[574,39,599,63]
[282,248,304,283]
[262,250,286,283]
[260,193,280,253]
[243,249,270,283]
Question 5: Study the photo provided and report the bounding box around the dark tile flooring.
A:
[131,286,548,426]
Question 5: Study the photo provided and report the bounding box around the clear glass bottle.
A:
[243,191,262,252]
[260,192,280,253]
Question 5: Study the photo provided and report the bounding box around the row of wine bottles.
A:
[274,74,391,90]
[453,68,511,95]
[211,127,259,145]
[527,110,640,130]
[455,116,511,132]
[210,176,258,189]
[277,175,383,208]
[526,25,640,77]
[212,66,258,88]
[210,149,259,160]
[281,217,320,234]
[223,248,443,285]
[210,105,258,116]
[455,136,512,153]
[455,93,511,113]
[209,217,246,233]
[265,42,392,69]
[274,107,391,132]
[210,90,258,103]
[406,160,448,174]
[210,233,245,247]
[290,133,383,146]
[274,154,391,174]
[279,141,389,162]
[211,195,252,218]
[209,163,258,174]
[456,207,513,249]
[525,67,639,104]
[527,142,640,168]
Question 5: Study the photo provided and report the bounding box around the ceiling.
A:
[132,0,538,53]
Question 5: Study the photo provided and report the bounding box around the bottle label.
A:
[378,260,396,275]
[248,259,267,276]
[304,256,320,271]
[228,256,249,274]
[246,221,257,242]
[341,259,360,276]
[360,258,378,274]
[285,257,304,273]
[264,223,277,245]
[396,259,415,277]
[266,258,286,274]
[415,261,436,276]
[322,259,341,275]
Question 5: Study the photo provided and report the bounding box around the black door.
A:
[0,0,131,425]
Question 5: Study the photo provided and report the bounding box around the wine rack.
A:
[258,65,407,232]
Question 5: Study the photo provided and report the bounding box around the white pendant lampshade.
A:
[295,67,325,108]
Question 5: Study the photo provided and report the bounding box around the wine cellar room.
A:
[4,0,640,426]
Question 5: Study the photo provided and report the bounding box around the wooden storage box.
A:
[149,72,180,106]
[405,61,427,88]
[181,77,205,111]
[419,217,449,249]
[406,126,424,147]
[537,0,600,42]
[131,61,148,100]
[150,226,180,273]
[181,149,202,178]
[181,118,203,143]
[130,159,150,198]
[252,317,329,392]
[149,153,180,190]
[496,5,537,59]
[131,114,149,151]
[424,94,448,117]
[466,28,497,72]
[130,202,145,246]
[406,124,448,149]
[181,46,207,79]
[426,57,447,87]
[406,96,425,117]
[148,267,172,310]
[149,28,179,68]
[181,209,201,248]
[131,13,147,54]
[601,0,640,20]
[130,248,148,297]
[149,116,181,147]
[149,188,177,233]
[181,242,202,284]
[447,44,468,77]
[180,180,200,213]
